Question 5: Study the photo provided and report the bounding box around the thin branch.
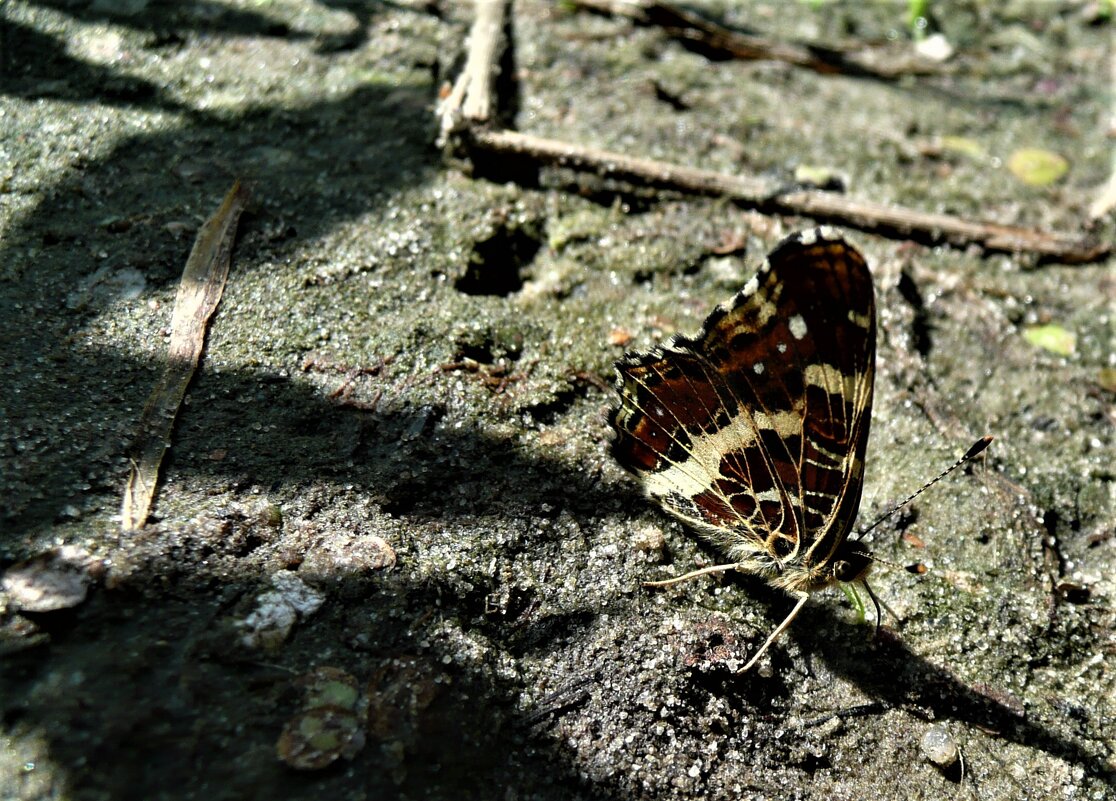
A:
[573,0,942,80]
[454,127,1107,263]
[437,1,1103,262]
[438,0,509,141]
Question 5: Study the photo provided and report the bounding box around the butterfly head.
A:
[829,544,873,585]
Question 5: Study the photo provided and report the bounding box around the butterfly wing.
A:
[610,227,876,581]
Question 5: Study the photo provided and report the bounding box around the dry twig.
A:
[454,128,1107,263]
[573,0,941,80]
[438,1,1106,263]
[437,0,510,142]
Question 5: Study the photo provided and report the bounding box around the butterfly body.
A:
[610,227,877,660]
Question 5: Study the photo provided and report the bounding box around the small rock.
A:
[630,524,665,555]
[277,667,367,770]
[793,165,845,191]
[298,534,396,581]
[366,657,444,777]
[276,706,365,770]
[237,572,324,650]
[915,32,954,62]
[258,503,284,528]
[608,327,633,347]
[921,723,959,769]
[0,614,51,654]
[1022,323,1076,356]
[65,265,147,309]
[2,547,97,612]
[298,667,365,714]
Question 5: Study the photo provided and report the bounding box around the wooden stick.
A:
[437,1,1103,262]
[438,0,509,139]
[455,127,1107,263]
[573,0,941,80]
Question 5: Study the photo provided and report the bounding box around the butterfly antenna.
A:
[857,436,993,539]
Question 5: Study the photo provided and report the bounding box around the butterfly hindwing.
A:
[610,227,876,585]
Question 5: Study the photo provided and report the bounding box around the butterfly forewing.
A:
[610,227,876,587]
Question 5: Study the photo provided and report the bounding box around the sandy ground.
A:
[1,2,1114,800]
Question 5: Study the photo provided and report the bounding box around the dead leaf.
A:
[121,181,249,531]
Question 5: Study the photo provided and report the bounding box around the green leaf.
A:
[1023,324,1076,356]
[1008,148,1069,186]
[939,136,985,159]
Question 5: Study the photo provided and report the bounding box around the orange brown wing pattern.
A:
[610,227,875,588]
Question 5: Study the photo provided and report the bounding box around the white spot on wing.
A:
[789,314,808,340]
[753,362,765,375]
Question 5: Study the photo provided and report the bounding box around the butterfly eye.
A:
[832,552,872,582]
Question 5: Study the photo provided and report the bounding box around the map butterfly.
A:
[610,227,880,671]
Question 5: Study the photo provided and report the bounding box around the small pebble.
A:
[277,668,366,770]
[298,534,396,581]
[921,723,959,768]
[276,707,365,770]
[2,548,96,612]
[237,572,324,650]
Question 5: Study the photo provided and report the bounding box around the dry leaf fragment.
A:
[121,181,249,531]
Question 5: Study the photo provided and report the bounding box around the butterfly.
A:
[609,226,879,671]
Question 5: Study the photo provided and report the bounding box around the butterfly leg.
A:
[643,562,743,588]
[740,591,809,673]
